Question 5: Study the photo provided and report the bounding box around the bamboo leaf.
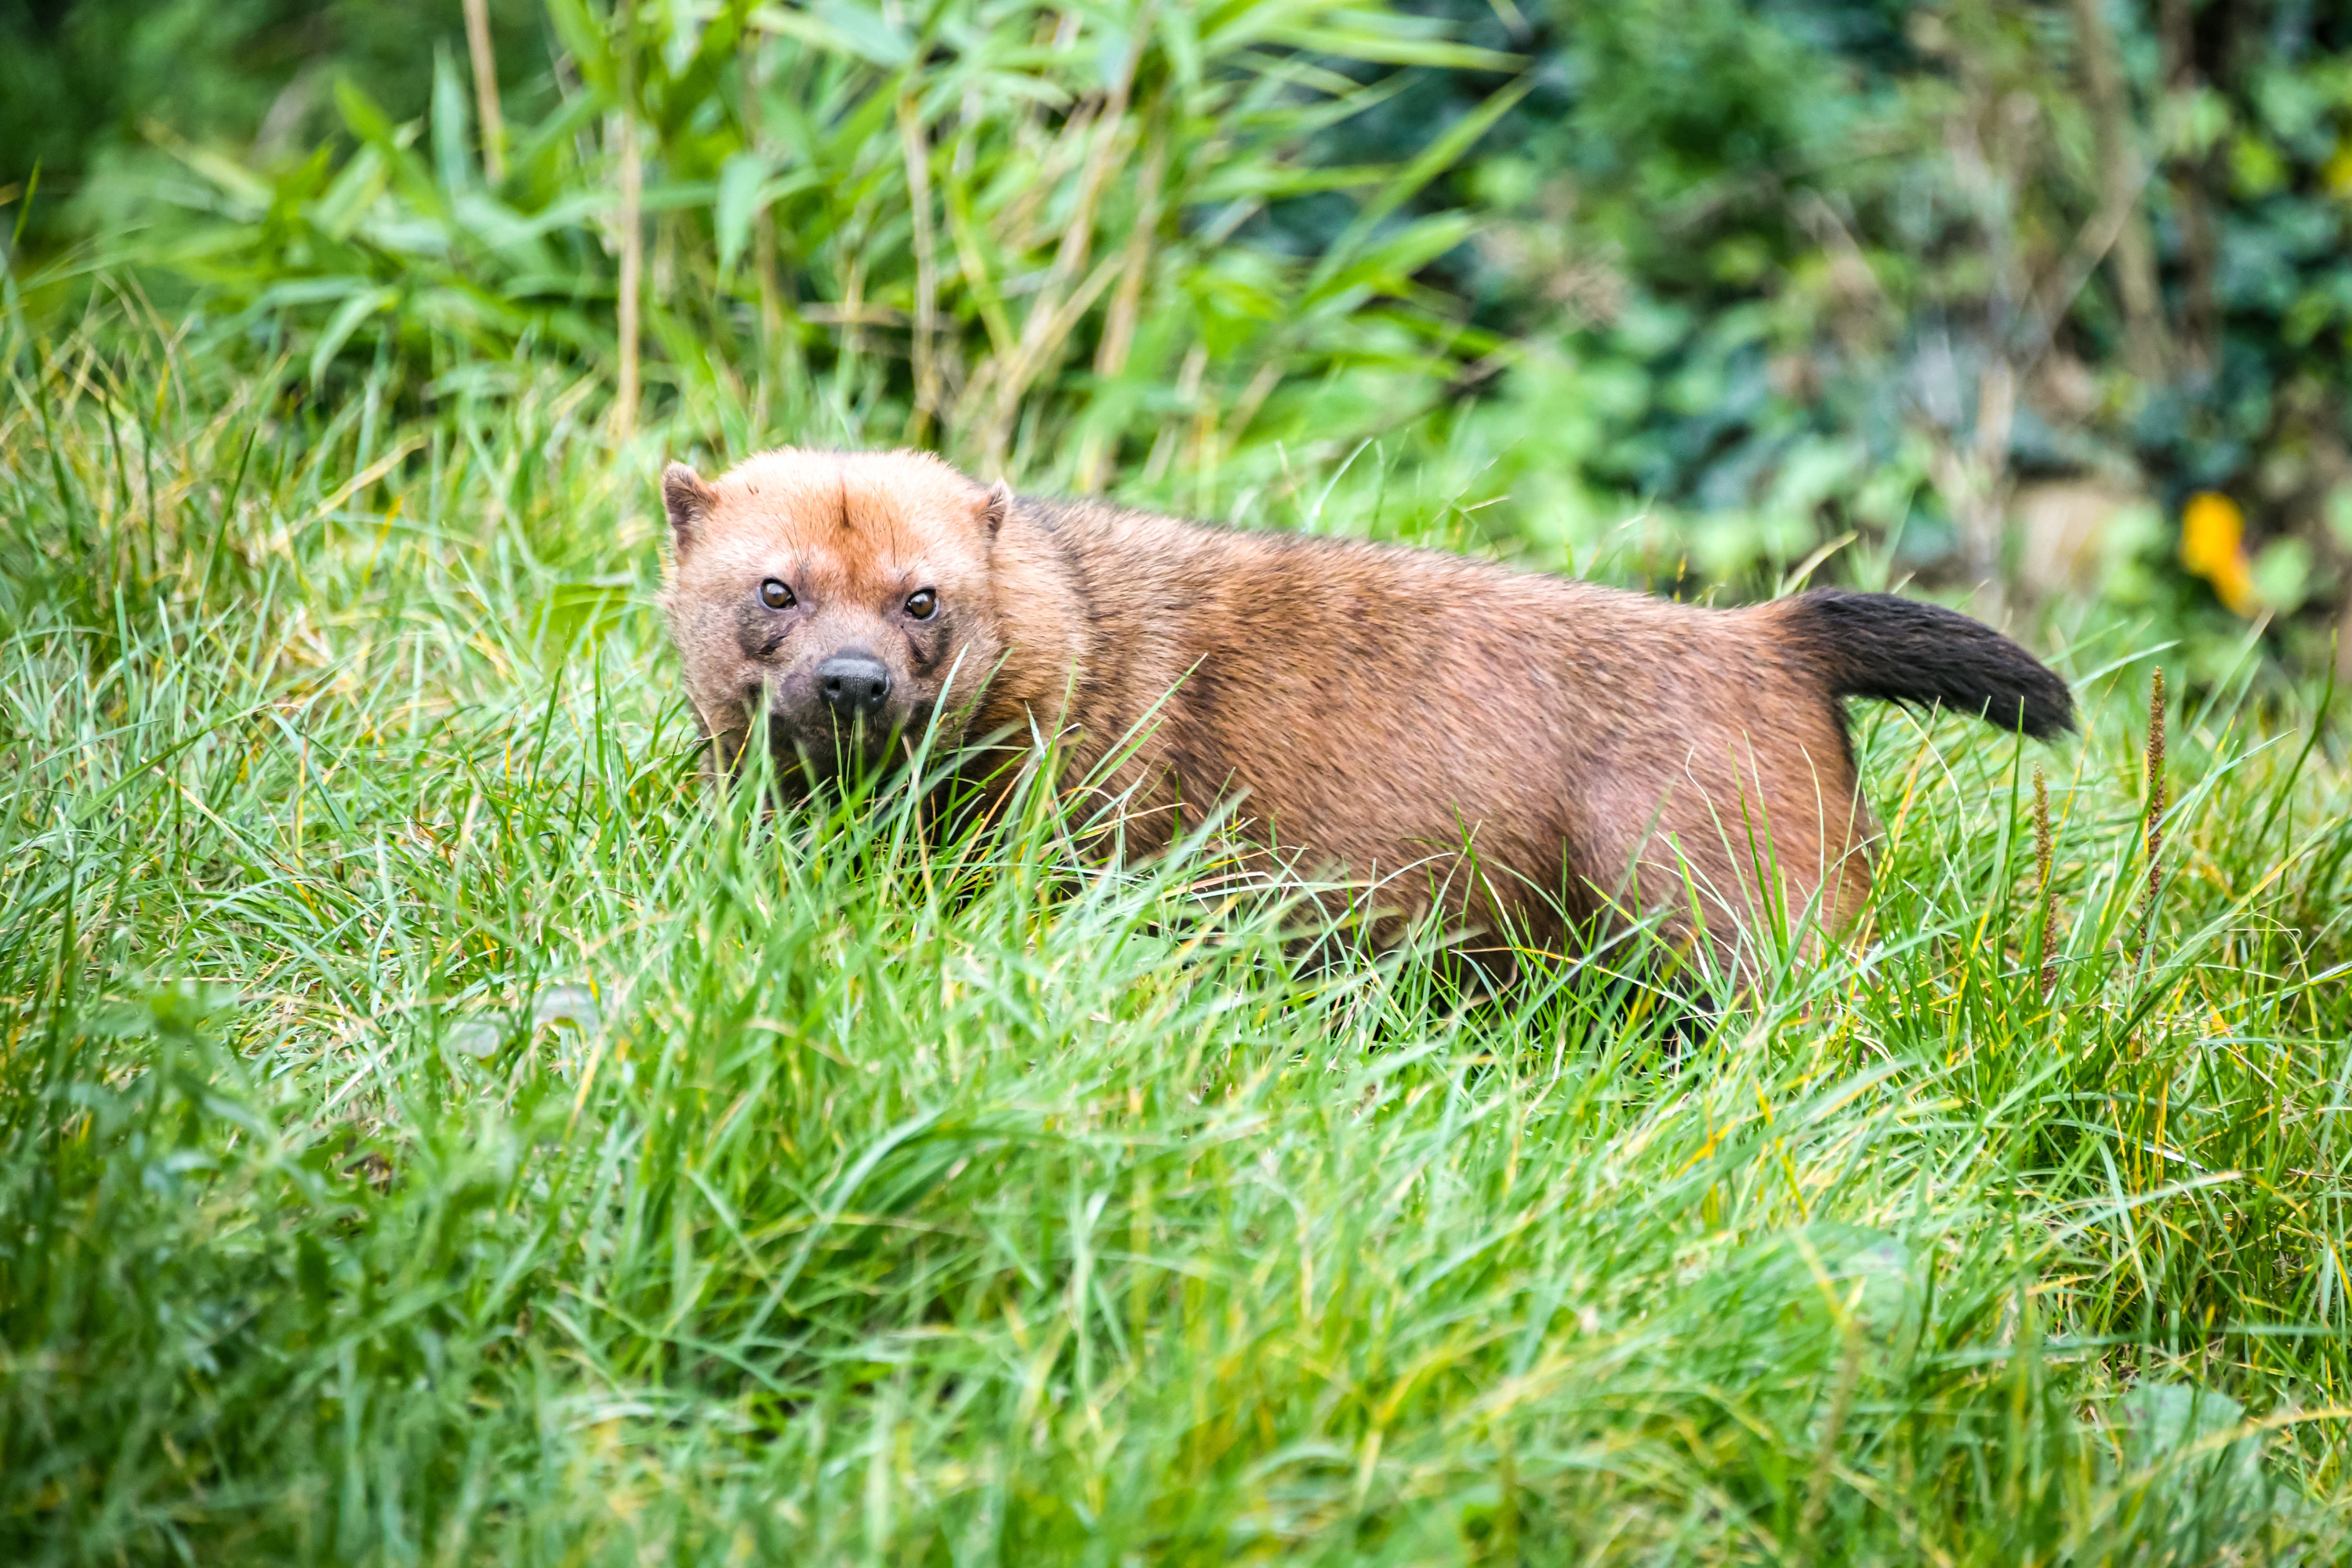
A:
[746,1,911,67]
[715,151,769,279]
[430,43,474,194]
[544,0,617,96]
[1307,74,1532,294]
[308,285,399,385]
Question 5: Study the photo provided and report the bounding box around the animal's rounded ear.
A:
[662,463,718,557]
[980,480,1014,538]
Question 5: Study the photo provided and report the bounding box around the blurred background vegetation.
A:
[7,0,2352,684]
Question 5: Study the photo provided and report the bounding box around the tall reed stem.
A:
[612,0,641,440]
[461,0,506,183]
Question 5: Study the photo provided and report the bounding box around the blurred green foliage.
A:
[1446,0,2352,678]
[9,0,2352,681]
[0,1,550,220]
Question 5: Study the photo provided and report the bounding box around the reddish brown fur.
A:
[662,448,1896,970]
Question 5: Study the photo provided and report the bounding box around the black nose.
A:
[815,652,892,720]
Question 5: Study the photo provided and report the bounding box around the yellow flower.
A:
[2326,138,2352,197]
[2180,491,2259,615]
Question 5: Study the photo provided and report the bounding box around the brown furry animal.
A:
[659,448,2071,969]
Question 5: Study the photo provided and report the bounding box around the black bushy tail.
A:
[1779,589,2074,740]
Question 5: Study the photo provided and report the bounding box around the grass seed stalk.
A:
[2132,666,2168,976]
[2034,764,2059,1000]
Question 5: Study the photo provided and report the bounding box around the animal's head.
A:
[657,448,1010,784]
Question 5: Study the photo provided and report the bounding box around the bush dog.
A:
[659,448,2071,970]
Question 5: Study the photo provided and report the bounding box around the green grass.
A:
[5,312,2352,1566]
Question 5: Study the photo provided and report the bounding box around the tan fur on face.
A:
[658,448,1023,778]
[661,448,2031,972]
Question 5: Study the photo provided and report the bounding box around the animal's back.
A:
[991,503,1871,962]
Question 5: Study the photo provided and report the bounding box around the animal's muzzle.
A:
[815,652,892,721]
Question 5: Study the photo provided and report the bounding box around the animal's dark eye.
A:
[759,579,794,610]
[905,589,938,620]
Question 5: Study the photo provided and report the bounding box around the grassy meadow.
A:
[8,0,2352,1559]
[4,303,2351,1565]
